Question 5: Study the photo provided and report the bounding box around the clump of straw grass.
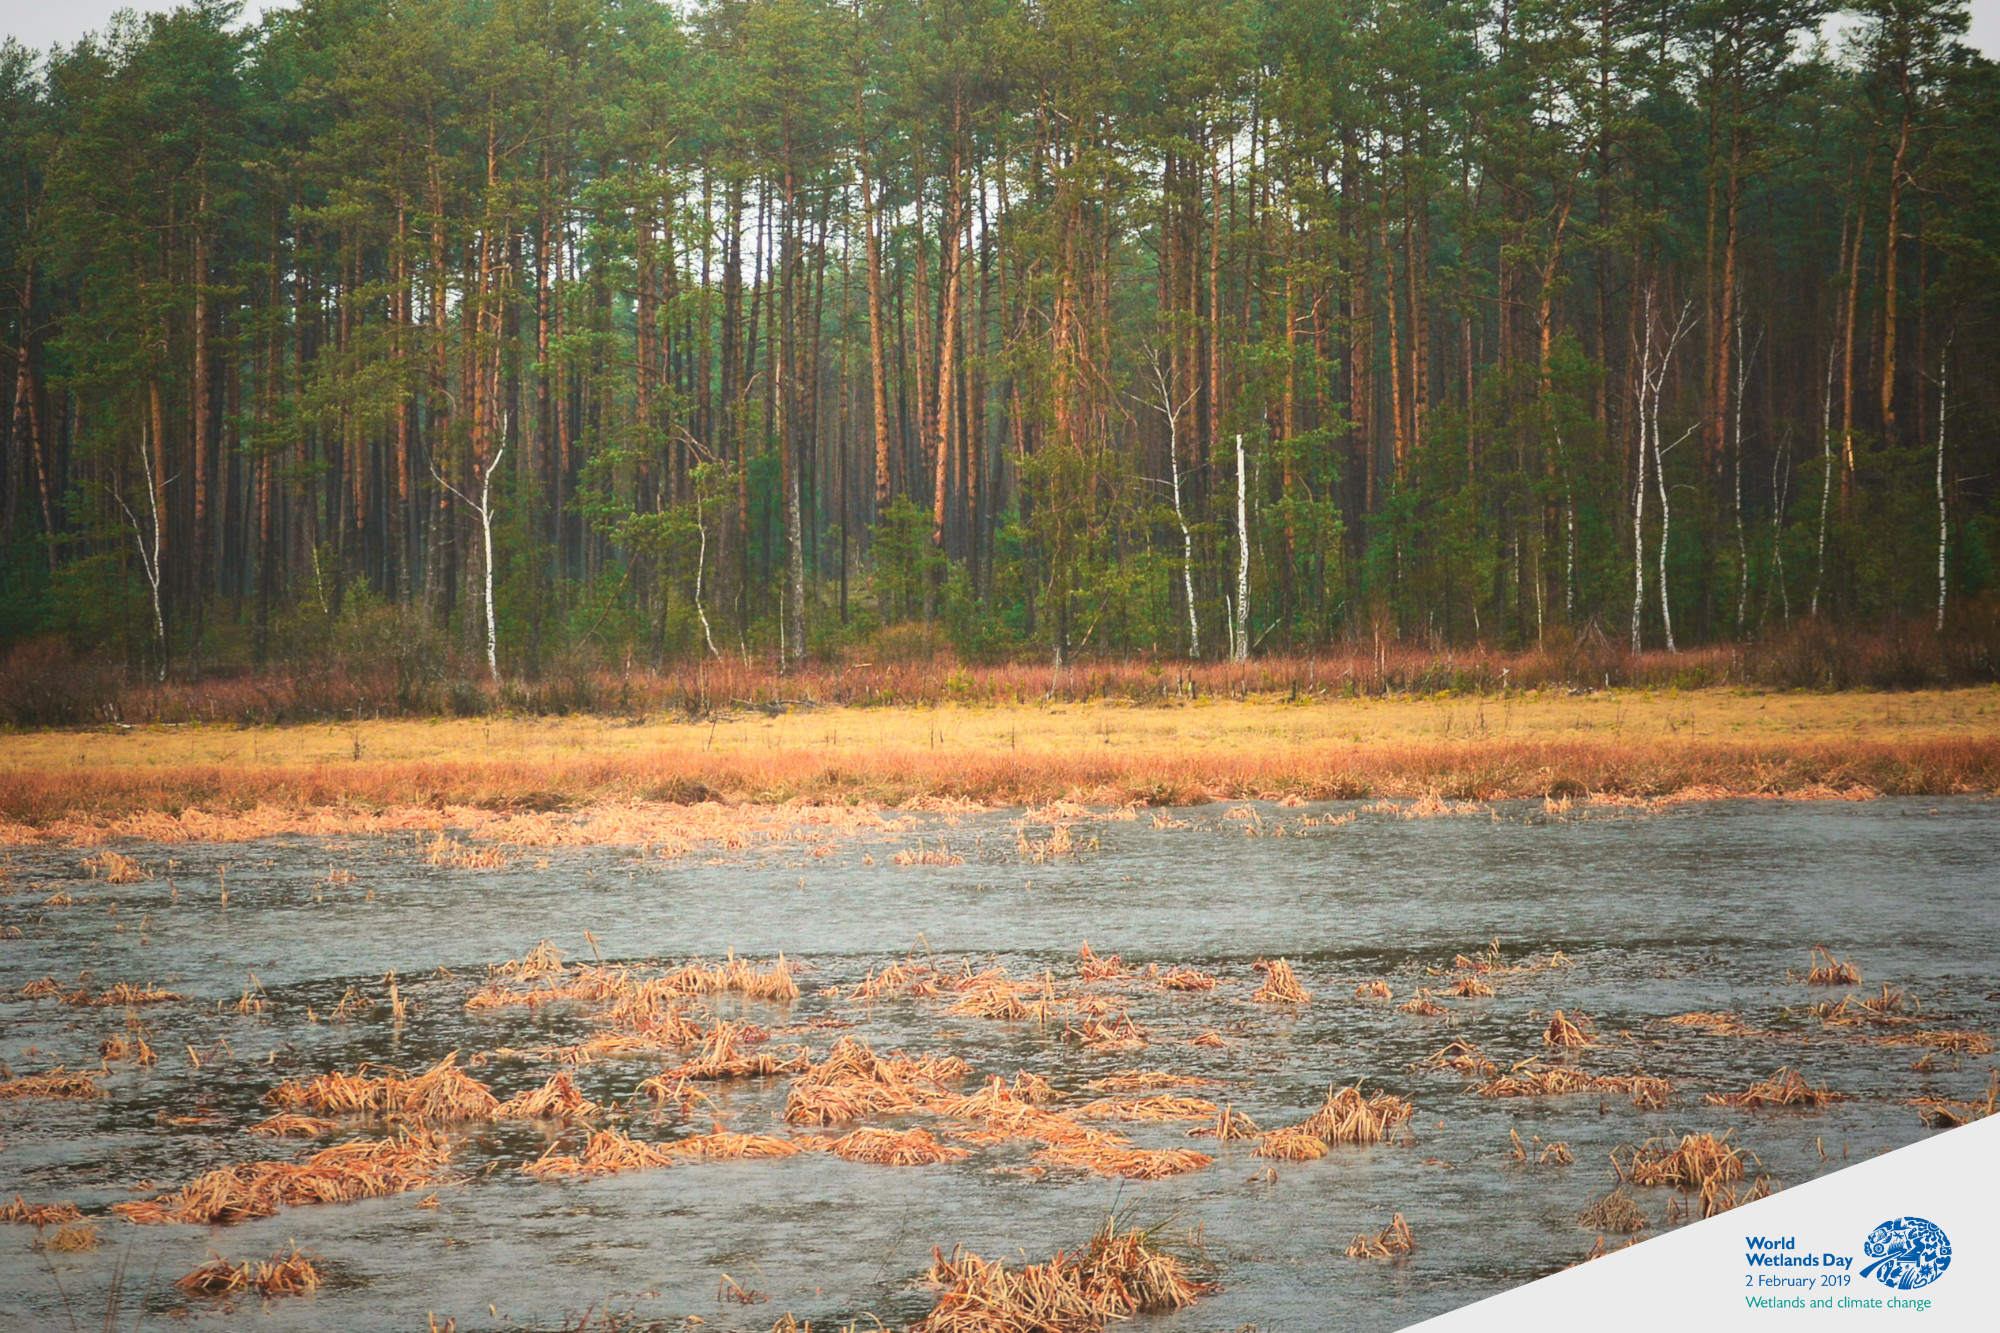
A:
[1450,976,1495,998]
[1798,947,1861,986]
[1353,980,1393,1000]
[1158,967,1216,991]
[1908,1069,1998,1128]
[914,1218,1214,1332]
[246,1114,338,1139]
[1398,988,1447,1017]
[1477,1065,1671,1108]
[1082,1070,1216,1093]
[0,1068,104,1101]
[1543,1010,1596,1047]
[0,1196,83,1225]
[115,1133,450,1224]
[267,1052,500,1122]
[1300,1084,1416,1146]
[783,1036,969,1125]
[82,851,146,883]
[495,1072,600,1120]
[523,1127,675,1178]
[36,1222,100,1252]
[1611,1131,1747,1193]
[1345,1215,1414,1259]
[1579,1190,1648,1233]
[1251,959,1311,1004]
[1705,1067,1845,1110]
[1253,1127,1329,1161]
[829,1127,969,1166]
[176,1245,323,1298]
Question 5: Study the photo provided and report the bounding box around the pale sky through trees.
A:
[3,0,1999,54]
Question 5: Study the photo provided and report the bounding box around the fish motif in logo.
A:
[1860,1217,1950,1290]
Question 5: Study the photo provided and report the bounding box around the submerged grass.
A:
[113,1133,450,1224]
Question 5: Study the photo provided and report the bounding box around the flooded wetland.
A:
[2,795,1996,1331]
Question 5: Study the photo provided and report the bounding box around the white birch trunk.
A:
[1234,433,1250,662]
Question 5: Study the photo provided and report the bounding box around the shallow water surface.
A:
[2,798,1996,1332]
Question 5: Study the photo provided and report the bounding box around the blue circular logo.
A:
[1860,1218,1951,1290]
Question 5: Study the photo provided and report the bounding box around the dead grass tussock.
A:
[1302,1084,1417,1146]
[1798,947,1862,986]
[99,1032,158,1065]
[1507,1129,1574,1165]
[661,1130,813,1162]
[114,1133,450,1224]
[829,1127,970,1166]
[523,1127,675,1178]
[1082,1070,1219,1093]
[1253,1127,1330,1161]
[1030,1143,1215,1180]
[494,1072,600,1120]
[783,1036,970,1125]
[1398,988,1447,1017]
[0,1067,104,1100]
[1353,980,1394,999]
[1068,1014,1149,1051]
[1579,1190,1649,1233]
[82,851,146,883]
[18,975,61,999]
[1705,1068,1846,1110]
[0,1196,83,1226]
[1157,966,1216,992]
[1417,1039,1497,1078]
[1346,1215,1415,1259]
[654,1020,809,1081]
[267,1052,500,1122]
[1612,1132,1747,1194]
[914,1218,1213,1333]
[1865,1029,1993,1055]
[88,982,184,1006]
[422,835,509,869]
[1543,1010,1597,1047]
[1477,1066,1672,1109]
[850,960,945,1000]
[1450,975,1495,998]
[1908,1070,1998,1128]
[1077,1095,1218,1123]
[1185,1104,1261,1141]
[246,1114,338,1138]
[35,1222,100,1252]
[1251,958,1311,1004]
[1663,1012,1765,1038]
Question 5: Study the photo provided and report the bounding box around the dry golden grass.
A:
[1705,1067,1847,1110]
[1418,1039,1498,1078]
[246,1114,338,1139]
[267,1052,501,1122]
[1477,1066,1672,1109]
[1506,1129,1574,1165]
[81,850,146,882]
[177,1245,323,1299]
[0,1196,83,1226]
[829,1127,970,1166]
[1543,1010,1597,1047]
[1800,947,1863,986]
[1081,1070,1218,1093]
[1157,966,1217,991]
[0,1067,103,1100]
[914,1218,1213,1333]
[1077,1095,1219,1123]
[1398,988,1447,1017]
[35,1221,100,1252]
[783,1036,970,1125]
[1251,959,1311,1004]
[114,1133,450,1224]
[655,1021,811,1081]
[523,1127,675,1178]
[1254,1127,1331,1161]
[494,1073,600,1120]
[1302,1084,1417,1146]
[662,1130,814,1162]
[85,982,183,1006]
[1612,1132,1747,1195]
[1353,980,1394,999]
[1346,1215,1415,1259]
[1579,1190,1649,1233]
[4,689,1996,834]
[1909,1069,1999,1128]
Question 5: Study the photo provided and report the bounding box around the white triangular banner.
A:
[1405,1116,1996,1331]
